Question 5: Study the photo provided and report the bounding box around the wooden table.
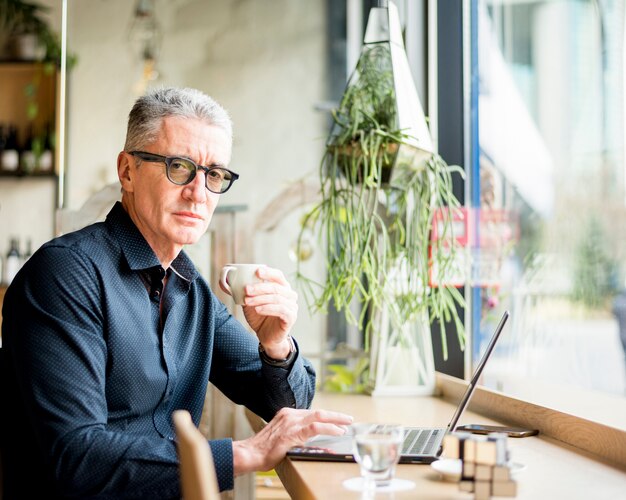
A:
[273,392,626,499]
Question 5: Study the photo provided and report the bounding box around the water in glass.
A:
[352,424,403,488]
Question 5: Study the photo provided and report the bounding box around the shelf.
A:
[0,59,53,65]
[0,61,58,183]
[0,62,57,150]
[0,171,57,179]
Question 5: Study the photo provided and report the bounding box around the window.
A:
[474,0,626,429]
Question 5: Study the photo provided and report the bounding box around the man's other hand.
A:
[232,408,354,474]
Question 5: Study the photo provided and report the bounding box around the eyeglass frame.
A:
[128,150,240,194]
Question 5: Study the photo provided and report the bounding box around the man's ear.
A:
[117,151,134,193]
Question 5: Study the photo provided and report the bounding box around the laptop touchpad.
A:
[303,434,353,454]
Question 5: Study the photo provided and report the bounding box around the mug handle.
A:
[219,266,235,297]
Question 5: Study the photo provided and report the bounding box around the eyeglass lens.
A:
[167,157,233,193]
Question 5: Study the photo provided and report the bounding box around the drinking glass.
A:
[352,423,404,490]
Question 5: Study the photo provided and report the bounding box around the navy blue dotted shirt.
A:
[1,202,316,499]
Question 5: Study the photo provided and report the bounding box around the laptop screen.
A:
[446,310,510,432]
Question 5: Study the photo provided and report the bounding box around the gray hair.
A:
[124,87,233,151]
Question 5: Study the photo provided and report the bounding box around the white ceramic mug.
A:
[219,263,265,305]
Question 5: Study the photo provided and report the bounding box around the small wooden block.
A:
[487,433,510,465]
[492,465,511,482]
[475,464,493,480]
[476,440,498,465]
[455,432,472,462]
[459,480,474,492]
[443,434,460,459]
[474,480,491,500]
[463,437,476,462]
[492,480,518,497]
[462,461,475,479]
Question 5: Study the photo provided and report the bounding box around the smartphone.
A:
[455,424,539,438]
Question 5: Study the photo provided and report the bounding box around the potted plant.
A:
[0,0,72,65]
[296,1,465,395]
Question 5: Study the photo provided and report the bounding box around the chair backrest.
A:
[55,182,121,235]
[173,410,220,500]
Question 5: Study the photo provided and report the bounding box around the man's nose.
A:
[183,171,208,202]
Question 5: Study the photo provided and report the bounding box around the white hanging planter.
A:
[367,306,436,396]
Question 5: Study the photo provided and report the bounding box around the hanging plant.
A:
[296,42,465,360]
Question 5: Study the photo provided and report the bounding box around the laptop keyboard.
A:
[360,425,443,456]
[401,428,444,455]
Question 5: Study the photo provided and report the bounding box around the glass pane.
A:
[476,0,626,428]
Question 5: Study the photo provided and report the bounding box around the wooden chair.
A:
[173,410,220,500]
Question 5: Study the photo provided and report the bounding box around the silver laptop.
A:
[287,310,510,464]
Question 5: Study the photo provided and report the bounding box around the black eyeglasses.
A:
[129,151,239,194]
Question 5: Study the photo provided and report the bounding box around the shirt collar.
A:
[106,202,199,282]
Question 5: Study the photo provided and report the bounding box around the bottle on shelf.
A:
[1,125,20,173]
[38,123,54,173]
[0,124,6,162]
[21,124,37,174]
[4,238,21,286]
[22,238,32,265]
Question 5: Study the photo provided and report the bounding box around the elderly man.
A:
[1,87,351,498]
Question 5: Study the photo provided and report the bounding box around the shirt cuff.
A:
[208,438,234,491]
